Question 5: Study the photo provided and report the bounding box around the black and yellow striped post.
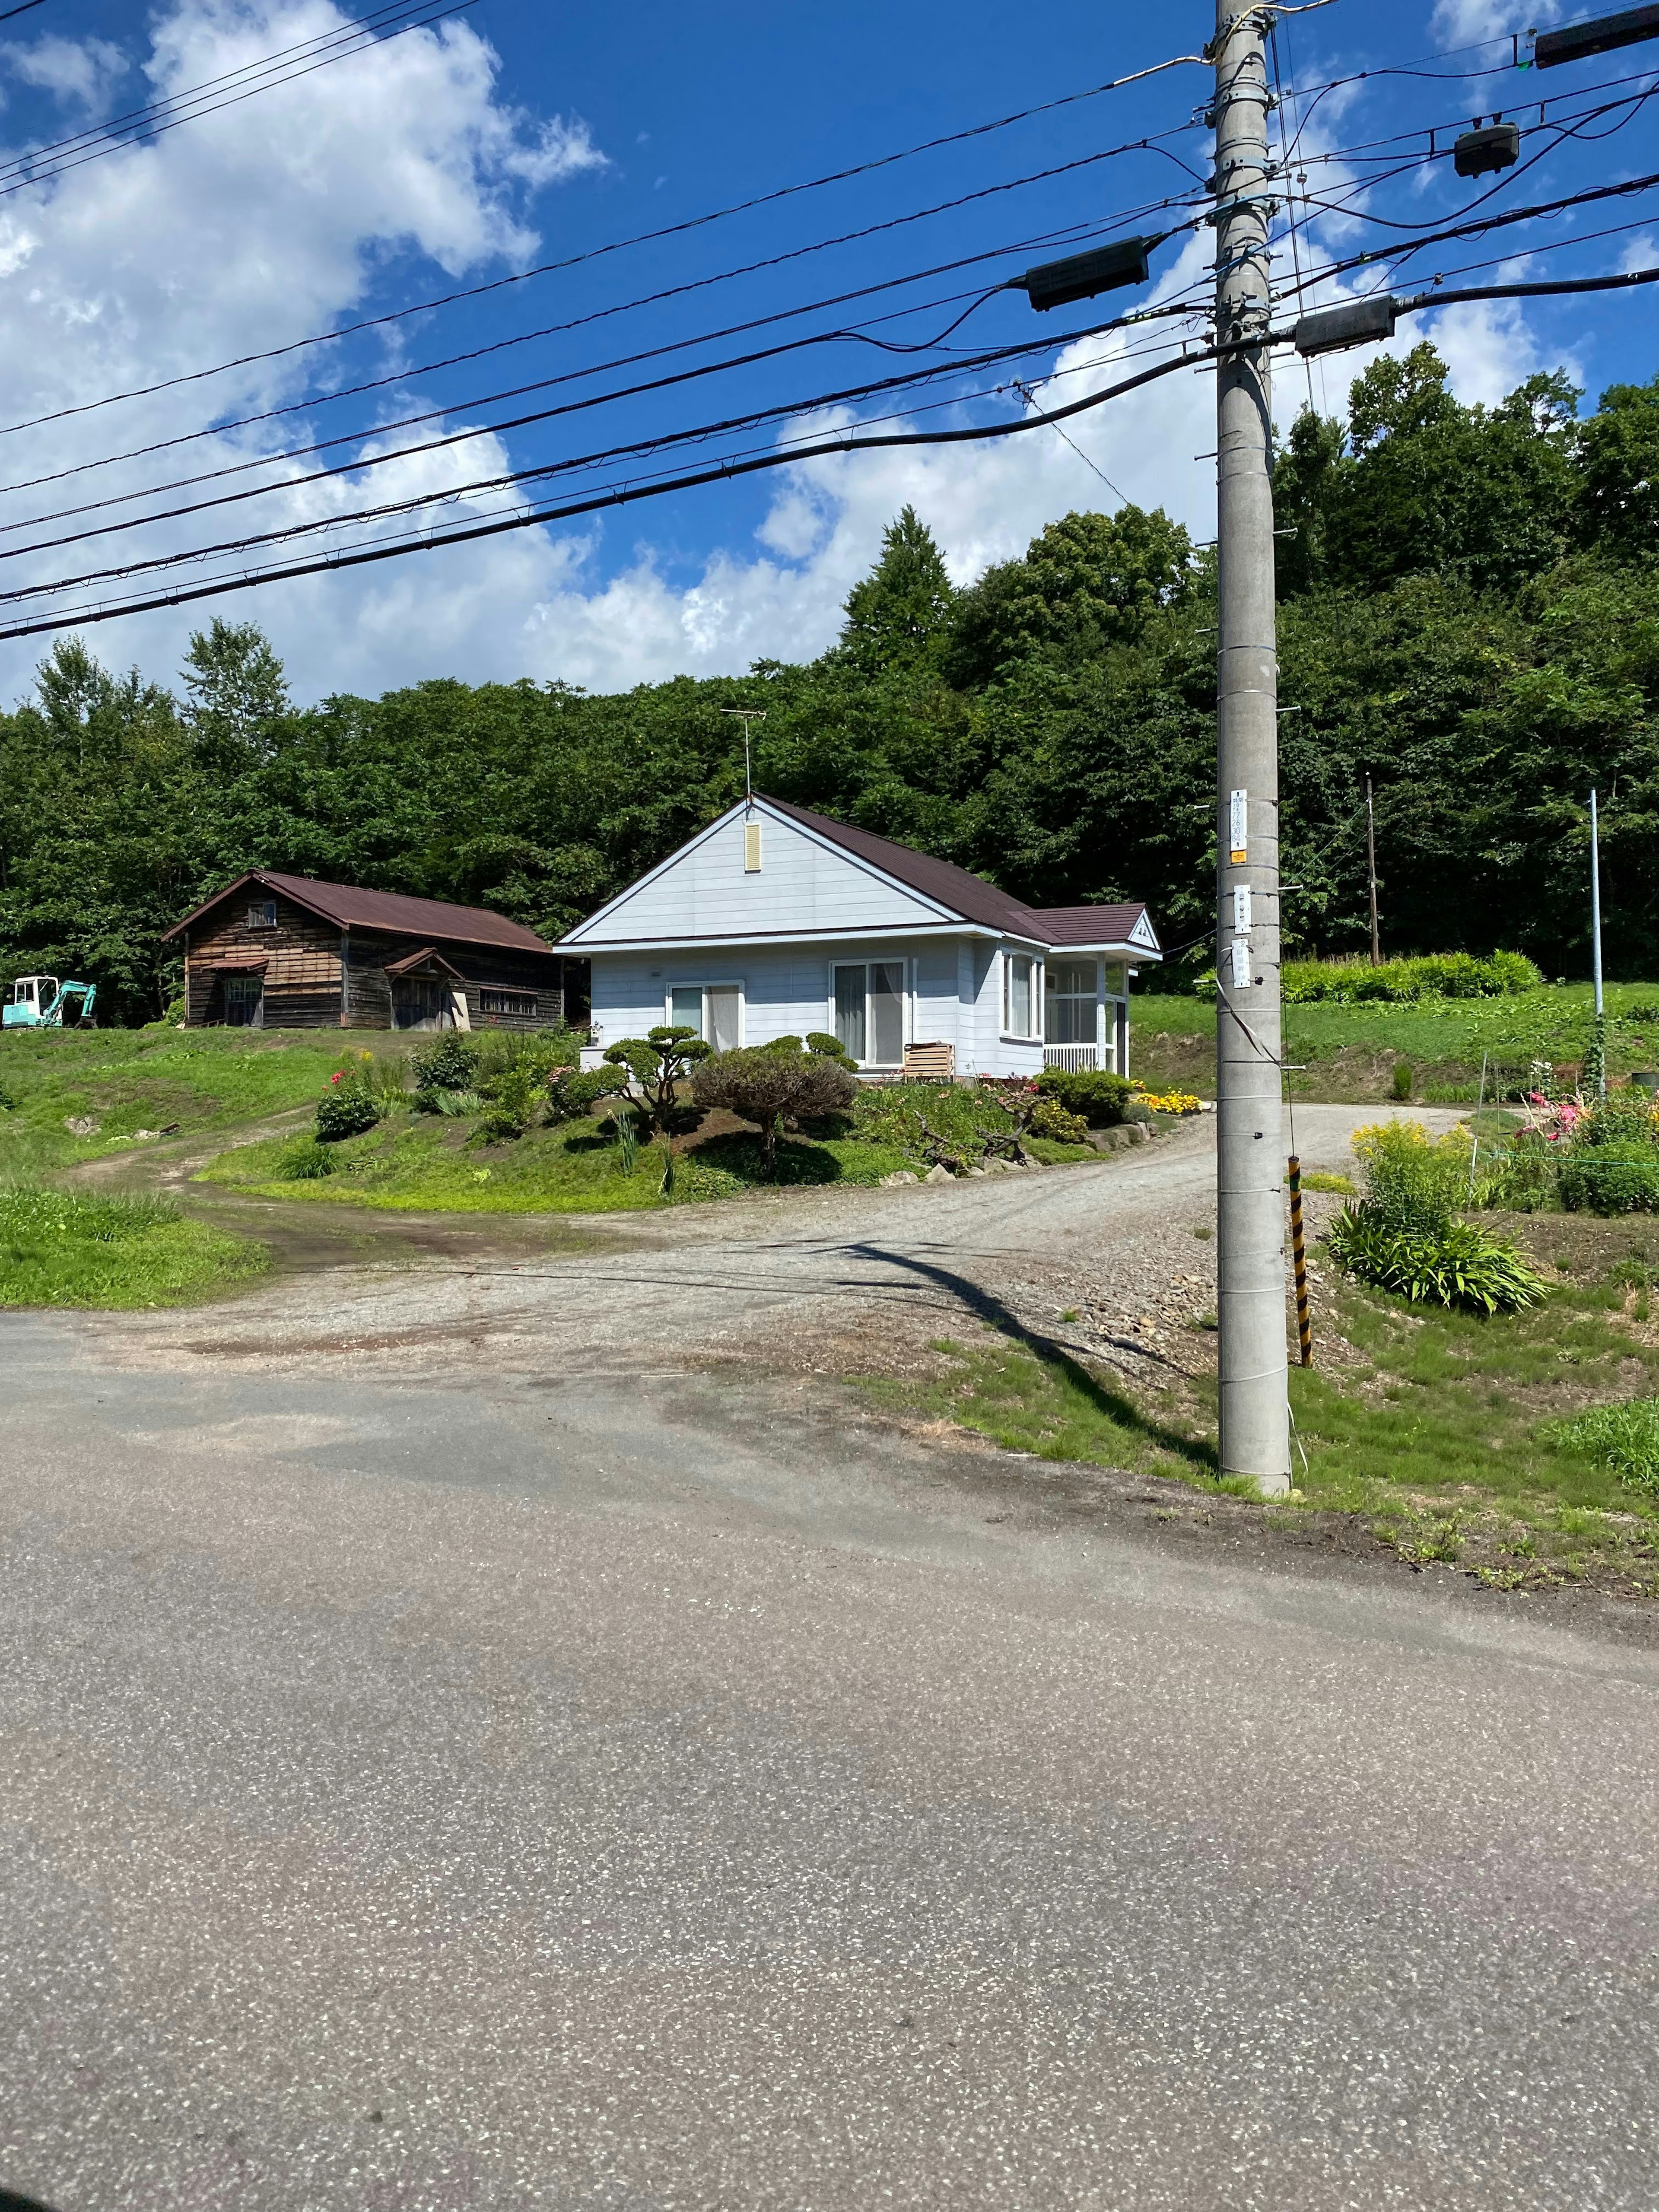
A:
[1287,1154,1313,1369]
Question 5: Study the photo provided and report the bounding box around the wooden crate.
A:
[902,1041,955,1081]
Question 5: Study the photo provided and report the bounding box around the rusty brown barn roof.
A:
[162,871,557,956]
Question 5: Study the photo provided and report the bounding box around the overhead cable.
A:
[0,0,479,201]
[0,82,1213,440]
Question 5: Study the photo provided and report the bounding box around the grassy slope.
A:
[1134,982,1659,1103]
[855,1213,1659,1592]
[0,1025,384,1175]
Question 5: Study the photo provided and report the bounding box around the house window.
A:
[833,961,904,1066]
[223,973,263,1027]
[1044,959,1096,1045]
[668,982,741,1050]
[480,988,537,1020]
[1002,953,1038,1039]
[246,900,276,928]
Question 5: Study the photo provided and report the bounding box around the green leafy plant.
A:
[1034,1068,1135,1126]
[1351,1117,1471,1234]
[409,1033,480,1091]
[474,1062,543,1144]
[1281,951,1541,1004]
[1326,1209,1546,1314]
[691,1040,858,1176]
[545,1065,628,1123]
[1391,1061,1414,1101]
[315,1072,379,1142]
[277,1138,336,1180]
[1557,1147,1659,1214]
[1545,1396,1659,1493]
[1030,1096,1091,1144]
[603,1026,712,1138]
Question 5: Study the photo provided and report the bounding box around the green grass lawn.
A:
[1134,981,1659,1103]
[0,1184,267,1308]
[197,1109,929,1212]
[0,1025,386,1176]
[853,1220,1659,1595]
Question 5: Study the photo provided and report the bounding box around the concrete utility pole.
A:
[1365,773,1382,966]
[1213,0,1290,1494]
[1590,786,1606,1102]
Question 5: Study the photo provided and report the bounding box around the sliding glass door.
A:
[833,961,904,1066]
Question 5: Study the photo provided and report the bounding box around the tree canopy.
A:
[2,343,1657,1022]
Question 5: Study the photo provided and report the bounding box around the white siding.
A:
[588,935,1062,1075]
[565,807,949,948]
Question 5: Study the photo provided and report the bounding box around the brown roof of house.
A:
[162,870,558,956]
[760,798,1155,950]
[1026,903,1156,948]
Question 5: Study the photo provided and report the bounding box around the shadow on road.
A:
[845,1240,1218,1473]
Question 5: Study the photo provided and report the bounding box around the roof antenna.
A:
[720,707,766,813]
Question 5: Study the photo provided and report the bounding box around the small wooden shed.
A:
[162,870,564,1032]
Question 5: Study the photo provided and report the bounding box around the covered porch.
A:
[1042,955,1131,1077]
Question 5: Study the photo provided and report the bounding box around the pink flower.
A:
[330,1071,342,1085]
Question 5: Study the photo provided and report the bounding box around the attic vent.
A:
[744,821,762,873]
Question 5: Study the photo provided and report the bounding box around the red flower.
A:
[330,1071,342,1084]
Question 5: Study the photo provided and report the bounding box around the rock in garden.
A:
[924,1164,953,1185]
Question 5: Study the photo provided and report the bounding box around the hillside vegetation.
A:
[0,343,1655,1020]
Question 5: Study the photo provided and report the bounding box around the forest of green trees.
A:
[1,340,1656,1024]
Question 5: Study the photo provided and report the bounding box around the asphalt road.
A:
[6,1104,1656,2210]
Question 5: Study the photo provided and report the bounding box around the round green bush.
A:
[315,1078,379,1143]
[1034,1068,1134,1126]
[1030,1096,1091,1144]
[1558,1149,1659,1216]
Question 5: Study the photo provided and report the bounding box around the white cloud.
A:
[1,33,128,113]
[0,0,1583,711]
[1429,0,1558,44]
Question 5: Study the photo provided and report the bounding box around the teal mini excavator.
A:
[3,974,97,1028]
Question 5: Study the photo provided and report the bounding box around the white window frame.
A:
[1043,955,1100,1049]
[1001,950,1041,1042]
[828,957,909,1068]
[246,900,277,928]
[664,979,745,1049]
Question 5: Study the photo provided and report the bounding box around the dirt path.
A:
[48,1105,1463,1388]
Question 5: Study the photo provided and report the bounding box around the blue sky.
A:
[0,0,1651,702]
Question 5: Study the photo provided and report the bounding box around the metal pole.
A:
[1365,773,1382,967]
[1213,0,1290,1494]
[1590,786,1606,1103]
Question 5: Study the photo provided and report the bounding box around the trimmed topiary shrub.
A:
[1035,1068,1135,1126]
[691,1041,857,1175]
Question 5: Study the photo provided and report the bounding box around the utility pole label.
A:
[1233,884,1252,931]
[1229,788,1248,864]
[1230,936,1251,989]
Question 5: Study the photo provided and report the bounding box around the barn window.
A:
[479,988,537,1020]
[246,900,276,928]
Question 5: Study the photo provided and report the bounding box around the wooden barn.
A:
[162,870,565,1033]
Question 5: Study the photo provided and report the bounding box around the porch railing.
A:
[1043,1043,1102,1072]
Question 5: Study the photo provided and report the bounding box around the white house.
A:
[561,795,1161,1080]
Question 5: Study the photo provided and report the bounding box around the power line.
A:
[0,182,1208,507]
[0,334,1230,642]
[0,77,1214,442]
[0,0,479,201]
[0,310,1213,580]
[1272,168,1659,298]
